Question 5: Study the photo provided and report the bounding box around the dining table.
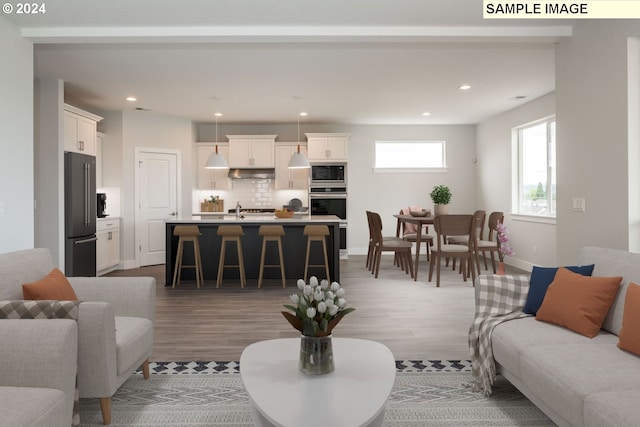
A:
[393,214,435,281]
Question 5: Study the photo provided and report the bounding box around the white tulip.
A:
[336,288,346,297]
[314,289,324,301]
[325,291,335,300]
[317,301,327,313]
[338,298,347,308]
[329,305,339,316]
[325,298,334,307]
[297,279,306,290]
[330,282,340,292]
[289,294,299,304]
[303,285,313,296]
[320,279,329,290]
[307,307,316,319]
[309,276,319,287]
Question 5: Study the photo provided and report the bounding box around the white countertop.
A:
[97,216,120,221]
[168,215,342,224]
[194,211,309,217]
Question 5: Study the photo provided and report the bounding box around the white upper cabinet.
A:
[305,133,350,162]
[275,143,309,190]
[196,143,230,190]
[63,104,103,156]
[227,135,276,168]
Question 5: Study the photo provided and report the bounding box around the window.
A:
[514,117,556,217]
[374,141,446,171]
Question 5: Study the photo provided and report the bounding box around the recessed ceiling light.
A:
[459,84,472,90]
[422,112,431,117]
[214,112,223,117]
[299,112,308,117]
[126,96,137,102]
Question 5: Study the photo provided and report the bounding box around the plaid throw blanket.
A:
[468,275,531,395]
[0,300,81,427]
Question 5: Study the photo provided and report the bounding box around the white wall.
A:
[0,18,34,253]
[34,78,65,266]
[476,93,556,270]
[346,125,476,254]
[555,21,640,263]
[119,110,194,266]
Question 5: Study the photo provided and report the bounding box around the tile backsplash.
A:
[233,179,273,207]
[194,179,308,213]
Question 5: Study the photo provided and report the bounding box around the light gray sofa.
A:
[491,246,640,427]
[0,248,156,425]
[0,319,78,427]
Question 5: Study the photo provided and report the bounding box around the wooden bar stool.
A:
[303,225,330,282]
[172,225,204,288]
[258,225,286,288]
[217,225,246,288]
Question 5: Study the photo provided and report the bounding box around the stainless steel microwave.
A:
[310,163,346,187]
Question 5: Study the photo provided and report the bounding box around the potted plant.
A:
[430,185,452,215]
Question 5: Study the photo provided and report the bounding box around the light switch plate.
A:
[572,197,586,212]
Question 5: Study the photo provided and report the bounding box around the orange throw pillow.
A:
[618,283,640,355]
[536,267,621,338]
[22,268,78,301]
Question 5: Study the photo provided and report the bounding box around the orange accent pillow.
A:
[22,268,78,301]
[536,267,621,338]
[618,283,640,355]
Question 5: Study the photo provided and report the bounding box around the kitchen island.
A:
[165,215,341,286]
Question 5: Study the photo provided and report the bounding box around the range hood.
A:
[228,168,276,179]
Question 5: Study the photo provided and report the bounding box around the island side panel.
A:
[165,220,340,286]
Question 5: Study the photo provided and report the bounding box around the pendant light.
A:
[205,113,229,169]
[288,112,311,169]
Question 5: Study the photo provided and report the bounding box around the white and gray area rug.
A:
[79,361,553,427]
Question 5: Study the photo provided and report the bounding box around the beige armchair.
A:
[0,248,155,425]
[0,318,78,427]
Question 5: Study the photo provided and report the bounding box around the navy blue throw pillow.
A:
[523,264,595,315]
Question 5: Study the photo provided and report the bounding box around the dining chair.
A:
[475,211,504,274]
[429,214,477,287]
[397,208,434,261]
[369,211,414,278]
[447,209,485,271]
[366,211,405,272]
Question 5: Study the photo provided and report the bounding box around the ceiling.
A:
[5,0,573,125]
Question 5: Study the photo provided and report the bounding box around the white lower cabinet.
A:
[97,218,120,275]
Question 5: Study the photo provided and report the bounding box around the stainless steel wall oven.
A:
[309,186,347,255]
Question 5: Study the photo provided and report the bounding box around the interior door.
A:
[137,150,178,266]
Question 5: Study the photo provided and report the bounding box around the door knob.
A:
[169,212,177,216]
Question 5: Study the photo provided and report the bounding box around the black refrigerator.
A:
[64,152,97,276]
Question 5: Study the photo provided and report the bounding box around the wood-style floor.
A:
[107,254,515,362]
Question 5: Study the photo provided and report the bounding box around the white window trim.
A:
[373,167,449,173]
[511,213,557,225]
[511,115,556,219]
[374,140,447,172]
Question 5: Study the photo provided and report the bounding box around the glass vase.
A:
[299,334,334,375]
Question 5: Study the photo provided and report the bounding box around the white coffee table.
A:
[240,338,396,427]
